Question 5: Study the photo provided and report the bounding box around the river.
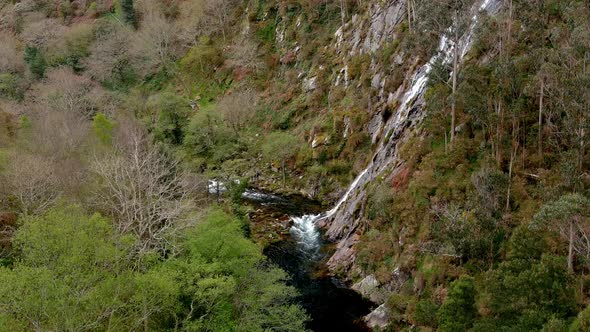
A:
[242,190,374,332]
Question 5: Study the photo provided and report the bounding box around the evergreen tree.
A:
[437,275,477,332]
[23,46,46,79]
[120,0,136,27]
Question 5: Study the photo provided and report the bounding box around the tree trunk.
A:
[495,99,503,166]
[568,221,574,272]
[505,119,518,211]
[450,20,459,146]
[143,300,149,332]
[538,78,544,156]
[216,181,220,203]
[340,0,346,26]
[282,160,286,188]
[505,146,514,211]
[407,0,413,32]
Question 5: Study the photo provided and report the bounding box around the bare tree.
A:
[218,89,259,133]
[227,35,265,73]
[174,0,206,47]
[36,67,106,118]
[84,20,134,82]
[416,0,476,145]
[132,0,180,71]
[2,153,61,216]
[91,124,200,254]
[20,14,66,48]
[406,0,416,32]
[200,0,239,42]
[0,32,25,73]
[31,106,90,158]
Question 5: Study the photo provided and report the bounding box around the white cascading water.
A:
[325,168,369,217]
[290,0,501,251]
[290,214,322,258]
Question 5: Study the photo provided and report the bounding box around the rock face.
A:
[261,0,503,328]
[319,0,503,279]
[335,0,406,57]
[302,76,317,92]
[365,304,390,329]
[352,274,384,303]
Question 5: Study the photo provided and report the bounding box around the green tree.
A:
[147,92,191,145]
[0,206,308,331]
[570,305,590,332]
[120,0,137,27]
[477,227,575,330]
[235,266,308,332]
[541,317,569,332]
[414,299,438,328]
[533,193,590,271]
[23,46,46,79]
[129,267,180,331]
[261,132,299,187]
[0,73,18,99]
[92,112,115,145]
[182,107,236,167]
[0,206,138,330]
[437,275,476,331]
[166,209,308,331]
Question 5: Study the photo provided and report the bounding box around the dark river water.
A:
[243,190,374,332]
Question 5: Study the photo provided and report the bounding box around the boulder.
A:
[352,274,381,303]
[302,76,317,92]
[365,304,390,329]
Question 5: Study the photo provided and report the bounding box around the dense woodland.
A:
[0,0,590,330]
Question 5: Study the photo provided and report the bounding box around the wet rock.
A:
[326,232,360,272]
[367,110,384,144]
[323,0,500,280]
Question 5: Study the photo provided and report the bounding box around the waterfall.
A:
[306,0,501,244]
[325,168,369,218]
[289,0,501,263]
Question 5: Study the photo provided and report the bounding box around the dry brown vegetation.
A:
[91,122,202,254]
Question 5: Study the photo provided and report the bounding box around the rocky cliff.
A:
[255,0,502,326]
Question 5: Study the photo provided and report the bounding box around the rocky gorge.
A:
[251,0,503,326]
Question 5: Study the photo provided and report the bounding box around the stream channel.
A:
[242,189,375,332]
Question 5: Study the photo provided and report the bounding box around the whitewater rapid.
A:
[290,214,323,259]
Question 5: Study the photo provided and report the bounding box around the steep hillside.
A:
[1,0,590,330]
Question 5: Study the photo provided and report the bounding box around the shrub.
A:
[570,306,590,331]
[0,74,18,99]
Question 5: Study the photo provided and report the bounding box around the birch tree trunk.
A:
[450,13,459,145]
